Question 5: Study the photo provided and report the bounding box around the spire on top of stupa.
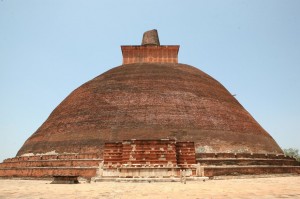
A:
[121,29,179,64]
[141,29,160,46]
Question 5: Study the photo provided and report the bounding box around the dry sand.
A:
[0,176,299,199]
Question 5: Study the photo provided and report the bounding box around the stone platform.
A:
[93,176,208,182]
[0,153,101,179]
[0,140,299,180]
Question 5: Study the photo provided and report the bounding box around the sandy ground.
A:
[0,176,299,199]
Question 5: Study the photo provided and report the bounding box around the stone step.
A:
[0,159,101,168]
[109,177,208,182]
[0,167,97,178]
[195,153,292,160]
[4,154,102,162]
[197,158,299,166]
[203,165,300,177]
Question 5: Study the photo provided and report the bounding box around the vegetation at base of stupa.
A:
[283,148,300,162]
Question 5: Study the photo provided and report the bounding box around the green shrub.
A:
[283,148,300,162]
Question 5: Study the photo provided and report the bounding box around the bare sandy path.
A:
[0,176,299,199]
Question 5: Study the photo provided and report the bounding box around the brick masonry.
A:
[121,45,179,64]
[103,139,195,167]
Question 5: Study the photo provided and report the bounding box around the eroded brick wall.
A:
[121,46,179,64]
[103,139,195,167]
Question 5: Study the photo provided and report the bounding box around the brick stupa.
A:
[0,30,299,180]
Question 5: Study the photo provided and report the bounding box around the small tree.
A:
[283,148,300,162]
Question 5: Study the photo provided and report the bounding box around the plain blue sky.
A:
[0,0,299,162]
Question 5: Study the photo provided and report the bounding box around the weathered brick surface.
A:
[0,168,96,178]
[121,46,179,64]
[176,142,196,165]
[195,153,296,160]
[0,160,100,168]
[195,152,300,167]
[103,142,123,165]
[103,139,197,169]
[121,139,177,165]
[4,153,101,162]
[0,153,101,178]
[204,166,300,177]
[17,63,283,156]
[197,159,299,166]
[104,140,178,166]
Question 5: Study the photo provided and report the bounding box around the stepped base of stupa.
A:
[1,139,299,180]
